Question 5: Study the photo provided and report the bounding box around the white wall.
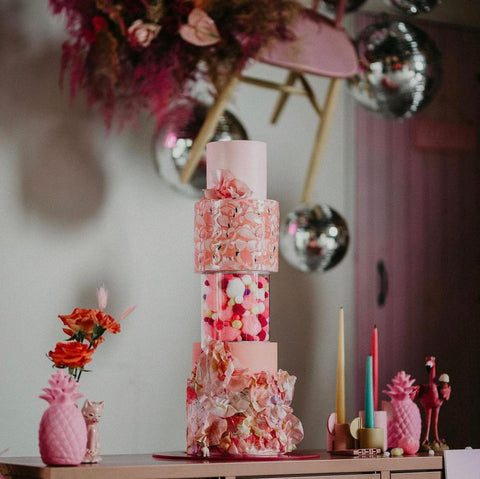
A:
[0,1,355,456]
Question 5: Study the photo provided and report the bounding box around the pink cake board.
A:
[153,450,320,461]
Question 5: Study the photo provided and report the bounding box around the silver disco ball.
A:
[280,203,349,273]
[323,0,367,13]
[385,0,441,15]
[347,20,441,118]
[153,101,248,198]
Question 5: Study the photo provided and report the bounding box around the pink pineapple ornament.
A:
[38,370,87,465]
[82,400,104,463]
[382,371,422,454]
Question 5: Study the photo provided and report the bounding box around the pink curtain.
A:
[354,14,480,448]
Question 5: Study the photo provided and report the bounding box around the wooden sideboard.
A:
[0,451,443,479]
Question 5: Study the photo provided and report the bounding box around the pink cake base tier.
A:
[194,198,279,272]
[187,341,303,457]
[192,341,278,372]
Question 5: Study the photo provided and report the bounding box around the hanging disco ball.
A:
[153,101,248,198]
[280,203,350,273]
[323,0,367,13]
[385,0,441,15]
[347,20,441,119]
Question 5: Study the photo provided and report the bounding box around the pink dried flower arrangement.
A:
[47,285,135,381]
[48,0,301,128]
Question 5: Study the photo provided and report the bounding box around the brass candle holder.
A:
[358,427,385,451]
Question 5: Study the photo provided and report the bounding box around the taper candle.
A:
[364,355,375,428]
[336,307,346,424]
[371,326,378,411]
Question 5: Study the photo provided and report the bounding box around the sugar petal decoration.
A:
[179,8,221,47]
[204,169,253,200]
[186,341,304,456]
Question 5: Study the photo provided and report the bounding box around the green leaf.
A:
[91,323,106,342]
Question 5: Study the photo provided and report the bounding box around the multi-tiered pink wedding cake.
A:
[186,140,303,457]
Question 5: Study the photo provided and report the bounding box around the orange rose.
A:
[59,308,96,339]
[60,308,120,341]
[94,310,121,334]
[48,341,94,369]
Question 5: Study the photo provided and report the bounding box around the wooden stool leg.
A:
[270,71,298,124]
[301,77,342,204]
[297,74,323,117]
[179,75,240,184]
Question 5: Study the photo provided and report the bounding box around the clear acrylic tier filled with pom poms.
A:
[201,272,270,343]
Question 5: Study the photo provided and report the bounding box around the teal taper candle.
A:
[364,355,375,428]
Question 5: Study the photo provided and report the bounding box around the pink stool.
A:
[179,1,358,204]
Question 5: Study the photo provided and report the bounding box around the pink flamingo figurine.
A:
[412,356,451,451]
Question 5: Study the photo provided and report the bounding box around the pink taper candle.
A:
[371,325,378,411]
[336,307,346,424]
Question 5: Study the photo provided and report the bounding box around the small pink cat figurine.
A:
[82,400,104,463]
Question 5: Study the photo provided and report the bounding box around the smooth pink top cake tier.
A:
[194,198,279,272]
[206,141,267,200]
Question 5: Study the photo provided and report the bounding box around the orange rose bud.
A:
[59,308,96,338]
[94,310,121,334]
[48,341,94,369]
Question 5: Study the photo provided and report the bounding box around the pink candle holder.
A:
[326,412,355,451]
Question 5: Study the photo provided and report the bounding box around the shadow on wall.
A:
[273,257,328,449]
[0,0,106,227]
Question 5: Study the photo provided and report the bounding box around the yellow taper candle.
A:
[336,307,346,424]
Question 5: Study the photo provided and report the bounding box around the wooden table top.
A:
[0,450,444,479]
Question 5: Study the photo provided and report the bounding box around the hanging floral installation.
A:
[49,0,302,128]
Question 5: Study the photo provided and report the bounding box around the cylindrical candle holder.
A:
[359,410,387,451]
[201,272,270,343]
[358,428,385,451]
[333,423,355,450]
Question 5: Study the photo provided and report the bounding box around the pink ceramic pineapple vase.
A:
[382,371,422,454]
[38,370,87,465]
